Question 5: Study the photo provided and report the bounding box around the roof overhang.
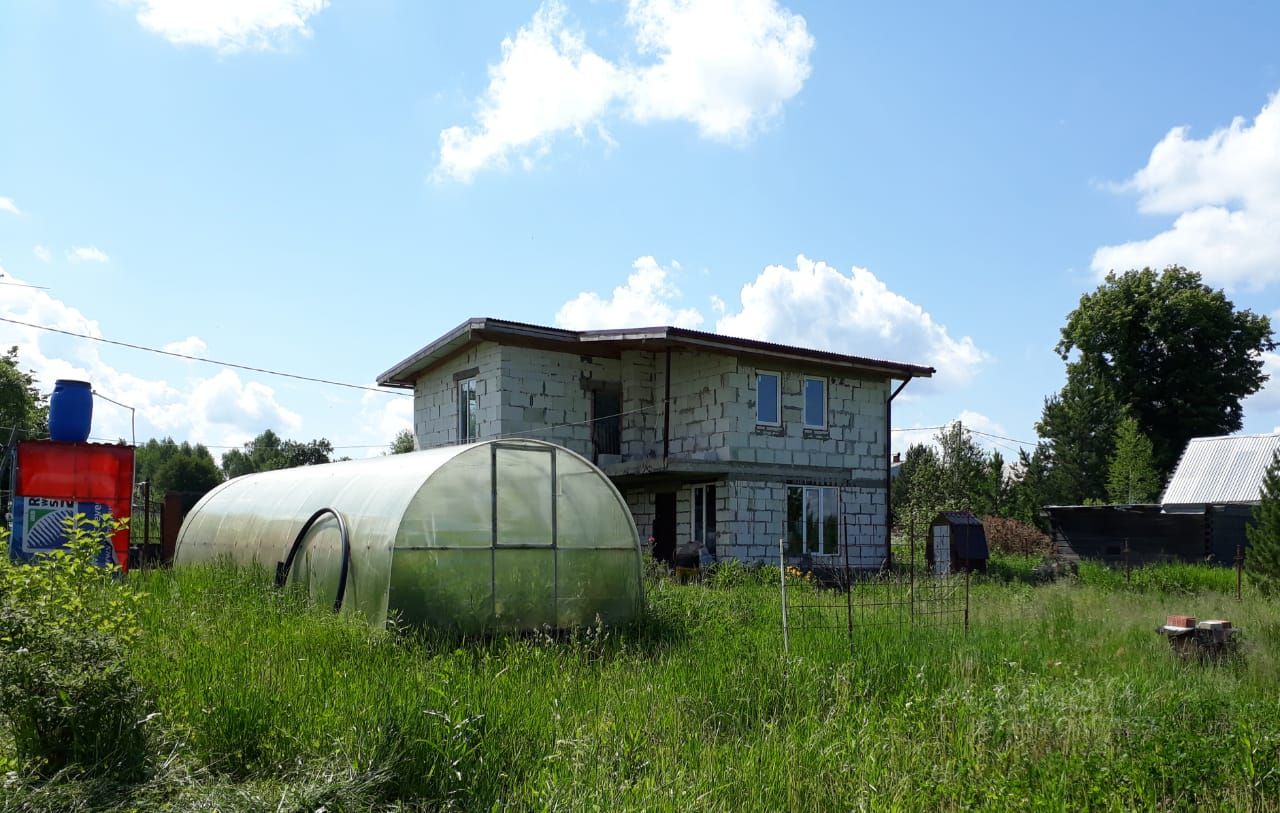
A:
[378,317,937,388]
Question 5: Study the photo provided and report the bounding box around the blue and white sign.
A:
[8,496,117,566]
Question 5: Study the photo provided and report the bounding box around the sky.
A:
[2,0,1280,462]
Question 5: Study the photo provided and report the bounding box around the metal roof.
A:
[1160,433,1280,511]
[933,511,983,526]
[378,317,936,387]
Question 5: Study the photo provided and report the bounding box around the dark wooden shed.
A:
[926,511,988,574]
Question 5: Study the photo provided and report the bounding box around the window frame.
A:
[691,483,718,554]
[802,376,827,430]
[785,485,840,557]
[755,370,782,427]
[457,377,479,444]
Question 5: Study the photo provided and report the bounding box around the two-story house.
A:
[377,318,934,569]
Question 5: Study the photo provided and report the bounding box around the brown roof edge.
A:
[377,316,936,386]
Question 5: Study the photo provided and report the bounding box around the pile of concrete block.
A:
[1157,615,1240,659]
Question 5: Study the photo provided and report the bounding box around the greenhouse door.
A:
[290,515,348,609]
[493,444,557,628]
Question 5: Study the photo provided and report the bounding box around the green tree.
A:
[1055,266,1273,477]
[221,429,335,479]
[1106,415,1162,504]
[1005,443,1071,529]
[1246,450,1280,596]
[0,346,48,441]
[388,428,415,455]
[135,437,224,496]
[1036,360,1122,503]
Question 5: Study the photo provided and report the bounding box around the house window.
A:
[786,485,838,556]
[756,371,781,426]
[458,378,478,443]
[692,483,717,554]
[803,377,827,429]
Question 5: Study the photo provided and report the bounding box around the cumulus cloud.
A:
[436,0,813,182]
[437,2,624,183]
[0,197,21,216]
[67,246,109,264]
[715,256,986,389]
[163,335,208,357]
[555,256,704,330]
[122,0,329,53]
[356,390,414,457]
[32,245,51,263]
[0,264,303,448]
[1092,91,1280,289]
[891,412,1027,460]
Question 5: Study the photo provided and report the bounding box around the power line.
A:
[0,281,49,290]
[0,315,409,397]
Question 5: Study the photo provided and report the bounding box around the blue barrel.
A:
[49,379,93,442]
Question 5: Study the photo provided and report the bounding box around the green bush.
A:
[0,514,151,778]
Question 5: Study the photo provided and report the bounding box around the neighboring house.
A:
[377,318,934,569]
[1045,432,1280,566]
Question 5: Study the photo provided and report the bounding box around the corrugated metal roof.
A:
[1161,433,1280,509]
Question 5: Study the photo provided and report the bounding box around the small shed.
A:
[926,511,988,574]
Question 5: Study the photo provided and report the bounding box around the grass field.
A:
[4,555,1280,811]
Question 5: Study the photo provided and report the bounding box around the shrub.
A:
[981,515,1053,557]
[1247,449,1280,595]
[0,514,151,778]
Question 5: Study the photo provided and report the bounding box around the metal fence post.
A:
[909,512,916,625]
[779,537,789,656]
[964,565,971,635]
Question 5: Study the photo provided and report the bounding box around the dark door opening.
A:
[652,492,677,563]
[591,390,621,460]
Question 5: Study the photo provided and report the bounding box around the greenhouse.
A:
[174,439,644,633]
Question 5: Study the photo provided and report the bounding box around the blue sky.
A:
[2,0,1280,460]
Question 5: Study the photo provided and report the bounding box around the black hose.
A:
[274,507,350,612]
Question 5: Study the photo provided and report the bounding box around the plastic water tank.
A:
[49,380,93,442]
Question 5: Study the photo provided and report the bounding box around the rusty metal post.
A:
[964,565,970,635]
[1236,543,1244,601]
[844,525,853,652]
[779,537,789,656]
[141,480,151,567]
[909,511,916,625]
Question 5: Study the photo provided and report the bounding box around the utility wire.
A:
[0,315,409,397]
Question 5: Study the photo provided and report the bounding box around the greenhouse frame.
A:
[174,439,644,633]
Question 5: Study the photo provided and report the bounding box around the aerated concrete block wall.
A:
[413,342,503,448]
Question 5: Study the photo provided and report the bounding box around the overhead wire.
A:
[0,315,408,397]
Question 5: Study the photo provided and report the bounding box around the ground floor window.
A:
[787,485,838,556]
[691,483,717,554]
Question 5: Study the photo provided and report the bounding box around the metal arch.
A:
[275,507,351,613]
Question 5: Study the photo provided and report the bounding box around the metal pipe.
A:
[779,537,789,655]
[884,376,912,566]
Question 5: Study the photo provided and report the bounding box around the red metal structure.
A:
[9,440,134,571]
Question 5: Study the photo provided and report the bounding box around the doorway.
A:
[652,492,677,563]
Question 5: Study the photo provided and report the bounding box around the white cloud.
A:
[0,197,21,216]
[355,390,414,457]
[67,246,109,264]
[555,256,704,330]
[436,1,623,183]
[715,256,986,389]
[891,412,1025,460]
[0,264,303,449]
[625,0,812,141]
[123,0,329,53]
[163,335,207,356]
[553,253,984,392]
[32,245,51,263]
[1093,91,1280,289]
[436,0,813,181]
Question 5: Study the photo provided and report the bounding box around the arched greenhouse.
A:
[174,439,644,633]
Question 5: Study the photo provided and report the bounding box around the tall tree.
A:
[1037,358,1124,504]
[1006,444,1070,529]
[1106,415,1162,504]
[135,437,223,496]
[1055,266,1273,477]
[0,346,48,441]
[1247,450,1280,596]
[221,429,335,479]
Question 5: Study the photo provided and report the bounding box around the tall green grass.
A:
[4,563,1280,811]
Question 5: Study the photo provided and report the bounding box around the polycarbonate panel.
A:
[556,452,636,549]
[388,549,492,633]
[494,548,555,628]
[495,445,554,547]
[289,515,344,608]
[556,549,642,627]
[399,445,492,548]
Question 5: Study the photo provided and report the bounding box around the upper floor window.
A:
[756,371,781,426]
[803,377,827,429]
[458,378,478,443]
